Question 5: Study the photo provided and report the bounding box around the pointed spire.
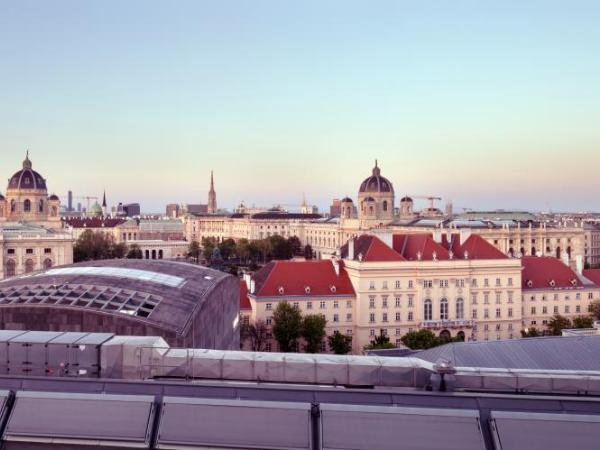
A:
[23,149,32,169]
[102,190,107,208]
[372,158,380,176]
[210,170,214,191]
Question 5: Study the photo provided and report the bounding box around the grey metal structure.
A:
[0,259,240,349]
[408,335,600,371]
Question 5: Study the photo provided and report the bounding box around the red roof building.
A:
[239,281,252,311]
[251,260,355,298]
[64,218,128,228]
[340,235,404,262]
[392,234,450,261]
[522,256,583,289]
[583,269,600,287]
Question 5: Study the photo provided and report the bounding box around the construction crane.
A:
[409,195,442,210]
[63,195,99,211]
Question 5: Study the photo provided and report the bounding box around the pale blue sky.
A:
[1,1,599,213]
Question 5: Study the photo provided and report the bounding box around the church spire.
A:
[102,190,107,208]
[208,170,217,214]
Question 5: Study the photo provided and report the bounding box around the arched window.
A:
[5,260,16,277]
[567,246,572,259]
[424,299,432,321]
[25,259,35,273]
[440,298,449,320]
[39,199,44,213]
[11,200,16,213]
[508,248,514,257]
[151,249,157,259]
[43,258,53,269]
[145,250,150,259]
[383,200,388,212]
[531,247,536,256]
[369,206,374,214]
[158,249,164,259]
[24,199,31,212]
[456,331,465,342]
[520,247,525,257]
[556,247,561,259]
[51,206,58,216]
[456,298,464,319]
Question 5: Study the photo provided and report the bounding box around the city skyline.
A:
[1,1,600,212]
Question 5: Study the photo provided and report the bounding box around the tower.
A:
[208,171,217,214]
[102,190,107,217]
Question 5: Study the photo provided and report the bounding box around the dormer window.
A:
[571,279,578,286]
[278,286,285,295]
[549,280,556,287]
[305,286,311,294]
[330,285,337,293]
[527,280,533,288]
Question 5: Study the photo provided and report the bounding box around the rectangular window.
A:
[395,296,401,307]
[424,280,433,288]
[395,312,401,322]
[471,293,478,305]
[333,300,339,309]
[472,309,477,319]
[484,309,489,319]
[346,313,352,322]
[542,306,547,314]
[496,308,501,318]
[472,279,477,287]
[408,280,414,289]
[333,314,339,323]
[484,294,489,304]
[508,292,513,303]
[508,308,513,318]
[407,295,414,307]
[266,317,272,325]
[26,248,34,254]
[320,301,326,309]
[440,280,448,288]
[589,292,594,300]
[307,302,312,310]
[508,277,513,286]
[369,296,375,309]
[576,305,581,313]
[382,281,388,290]
[496,293,501,304]
[531,306,536,315]
[565,305,570,314]
[382,296,388,308]
[484,278,489,287]
[346,300,352,308]
[370,329,375,336]
[293,302,299,310]
[369,313,375,323]
[496,278,501,286]
[44,248,52,254]
[382,313,388,322]
[369,280,375,290]
[576,293,581,300]
[395,280,401,289]
[7,249,15,255]
[266,303,272,311]
[408,312,414,321]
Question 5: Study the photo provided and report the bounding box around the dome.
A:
[341,197,353,203]
[400,196,413,202]
[358,161,394,194]
[7,153,47,192]
[88,202,103,218]
[48,194,59,201]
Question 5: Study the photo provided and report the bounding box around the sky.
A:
[1,1,599,213]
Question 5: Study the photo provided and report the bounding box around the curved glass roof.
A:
[40,267,185,288]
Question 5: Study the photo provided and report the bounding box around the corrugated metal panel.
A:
[157,397,312,450]
[414,336,600,371]
[320,404,485,450]
[4,391,155,448]
[490,410,600,450]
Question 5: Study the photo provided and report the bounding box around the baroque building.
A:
[0,153,73,279]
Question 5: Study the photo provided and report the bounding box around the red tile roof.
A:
[452,234,508,260]
[393,234,450,261]
[340,235,404,262]
[583,269,600,287]
[252,260,355,297]
[64,218,127,228]
[240,281,252,310]
[522,256,583,289]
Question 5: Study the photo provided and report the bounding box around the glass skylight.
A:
[40,267,185,288]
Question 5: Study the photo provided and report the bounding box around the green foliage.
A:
[288,236,302,256]
[73,230,127,262]
[272,302,302,352]
[400,329,441,350]
[364,332,396,350]
[201,237,217,260]
[572,315,595,329]
[126,244,143,259]
[240,318,268,352]
[327,331,353,355]
[187,240,201,260]
[590,300,600,321]
[218,238,237,260]
[301,314,328,353]
[269,235,293,260]
[521,327,541,338]
[303,244,314,260]
[547,314,572,336]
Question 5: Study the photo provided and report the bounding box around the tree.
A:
[269,235,292,260]
[126,244,143,259]
[590,300,600,321]
[187,240,201,260]
[547,314,572,336]
[218,238,237,260]
[573,315,594,329]
[521,327,541,338]
[328,331,353,355]
[288,236,302,256]
[364,331,396,350]
[301,314,327,353]
[272,302,302,352]
[303,245,314,260]
[201,237,216,260]
[400,329,440,350]
[241,319,269,352]
[236,238,251,263]
[73,230,126,262]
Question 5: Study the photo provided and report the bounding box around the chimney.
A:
[576,255,583,275]
[348,237,355,260]
[243,273,252,290]
[250,279,256,294]
[331,258,340,276]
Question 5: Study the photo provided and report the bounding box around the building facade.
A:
[0,154,73,279]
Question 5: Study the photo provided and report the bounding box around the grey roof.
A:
[410,335,600,371]
[0,259,232,335]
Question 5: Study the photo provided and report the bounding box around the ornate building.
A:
[0,153,73,279]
